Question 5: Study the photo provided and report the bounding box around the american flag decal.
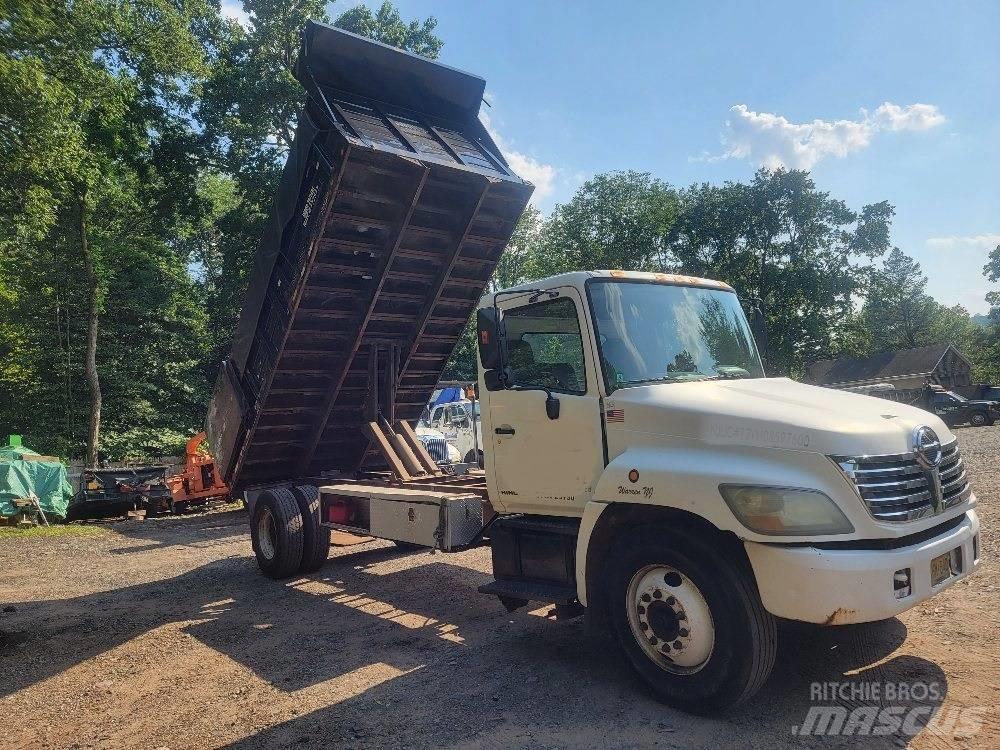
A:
[605,409,624,423]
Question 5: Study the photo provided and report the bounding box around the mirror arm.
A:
[508,384,561,420]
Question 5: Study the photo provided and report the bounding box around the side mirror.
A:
[477,307,503,370]
[483,368,504,391]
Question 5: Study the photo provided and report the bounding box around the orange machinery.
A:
[166,432,230,511]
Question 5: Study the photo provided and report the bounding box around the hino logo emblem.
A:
[912,425,944,512]
[912,426,942,469]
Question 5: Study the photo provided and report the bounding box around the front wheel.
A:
[604,526,776,714]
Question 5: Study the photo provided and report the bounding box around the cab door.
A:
[484,287,604,516]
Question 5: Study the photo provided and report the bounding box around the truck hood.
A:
[605,377,954,458]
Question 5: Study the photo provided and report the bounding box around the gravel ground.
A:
[1,429,998,749]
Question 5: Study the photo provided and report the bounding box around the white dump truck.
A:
[208,22,981,713]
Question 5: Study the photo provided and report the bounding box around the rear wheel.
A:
[603,526,776,714]
[291,485,330,573]
[250,488,304,578]
[970,411,991,427]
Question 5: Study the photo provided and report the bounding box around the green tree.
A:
[335,1,443,57]
[862,248,938,350]
[528,172,679,279]
[669,169,893,375]
[0,0,214,460]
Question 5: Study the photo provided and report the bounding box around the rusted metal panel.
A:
[209,21,533,490]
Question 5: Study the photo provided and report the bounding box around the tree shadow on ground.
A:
[1,525,953,749]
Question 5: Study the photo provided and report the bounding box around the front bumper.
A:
[745,510,981,625]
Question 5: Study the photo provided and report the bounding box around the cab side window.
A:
[503,296,586,394]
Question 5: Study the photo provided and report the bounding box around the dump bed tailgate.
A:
[208,22,533,490]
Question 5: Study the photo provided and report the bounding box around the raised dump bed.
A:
[208,21,533,490]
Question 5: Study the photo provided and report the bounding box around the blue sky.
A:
[227,1,1000,313]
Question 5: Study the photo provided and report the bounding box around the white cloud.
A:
[220,0,250,27]
[926,233,1000,251]
[480,112,556,204]
[711,102,946,170]
[873,102,946,131]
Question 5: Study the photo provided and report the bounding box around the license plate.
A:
[931,551,953,586]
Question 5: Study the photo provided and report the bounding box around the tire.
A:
[970,411,991,427]
[602,525,776,714]
[291,485,330,573]
[144,498,160,519]
[463,449,484,468]
[250,488,304,579]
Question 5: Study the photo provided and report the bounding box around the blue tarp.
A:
[432,387,463,407]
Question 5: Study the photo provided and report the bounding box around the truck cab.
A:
[473,270,981,712]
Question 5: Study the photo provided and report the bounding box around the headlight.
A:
[719,485,854,536]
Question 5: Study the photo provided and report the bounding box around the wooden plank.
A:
[297,164,431,474]
[396,420,441,475]
[398,179,493,380]
[381,418,426,478]
[364,421,413,481]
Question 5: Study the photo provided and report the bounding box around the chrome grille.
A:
[838,440,972,521]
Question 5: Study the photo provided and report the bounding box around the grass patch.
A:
[0,523,106,539]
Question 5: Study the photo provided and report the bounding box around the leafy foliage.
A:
[668,169,893,375]
[1,0,995,467]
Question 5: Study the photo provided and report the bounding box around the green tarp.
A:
[0,443,73,520]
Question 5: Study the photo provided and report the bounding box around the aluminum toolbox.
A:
[318,483,485,551]
[207,22,534,490]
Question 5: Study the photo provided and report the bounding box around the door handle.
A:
[495,426,515,435]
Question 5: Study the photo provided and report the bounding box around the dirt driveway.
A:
[2,429,999,749]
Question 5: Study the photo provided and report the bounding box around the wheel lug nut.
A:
[673,640,683,650]
[678,628,689,637]
[665,596,675,606]
[652,590,662,599]
[641,593,651,603]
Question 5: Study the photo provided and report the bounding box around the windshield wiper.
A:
[712,365,753,380]
[620,373,712,386]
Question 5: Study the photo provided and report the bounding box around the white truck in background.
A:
[421,394,483,465]
[211,23,982,714]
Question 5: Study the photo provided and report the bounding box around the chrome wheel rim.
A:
[626,564,714,674]
[257,507,277,561]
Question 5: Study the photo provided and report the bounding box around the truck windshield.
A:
[587,280,764,391]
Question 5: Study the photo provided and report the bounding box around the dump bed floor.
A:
[209,22,533,490]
